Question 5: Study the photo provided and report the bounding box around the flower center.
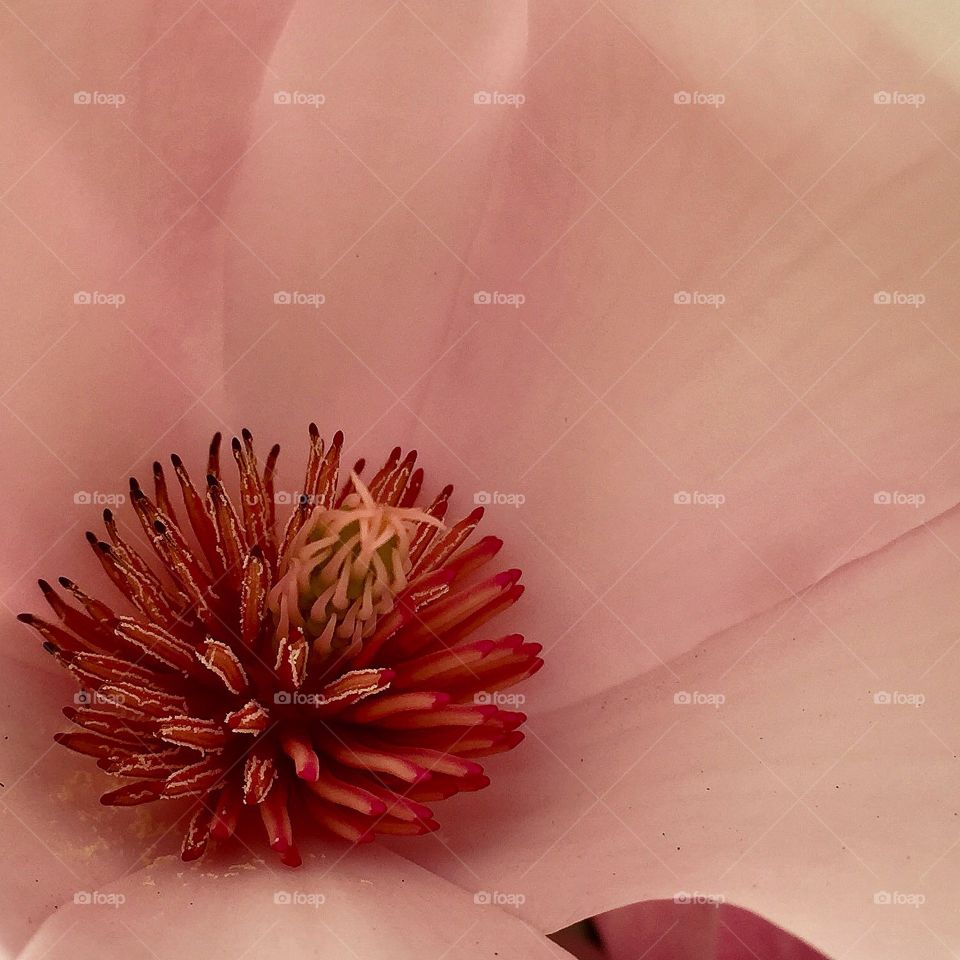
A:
[267,472,442,658]
[27,426,541,866]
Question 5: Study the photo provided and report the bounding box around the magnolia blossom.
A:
[2,2,960,959]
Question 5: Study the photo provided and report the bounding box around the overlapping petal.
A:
[17,844,573,960]
[400,501,960,959]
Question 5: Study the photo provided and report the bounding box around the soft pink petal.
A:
[212,0,960,713]
[0,656,184,956]
[399,501,960,959]
[16,844,574,960]
[0,1,296,649]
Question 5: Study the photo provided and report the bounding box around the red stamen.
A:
[25,427,537,866]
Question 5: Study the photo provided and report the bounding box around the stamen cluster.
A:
[20,427,540,866]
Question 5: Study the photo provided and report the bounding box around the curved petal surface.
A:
[398,500,960,960]
[17,844,573,960]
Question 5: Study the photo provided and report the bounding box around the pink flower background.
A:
[2,2,960,958]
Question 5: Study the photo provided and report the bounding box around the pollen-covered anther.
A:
[225,700,272,734]
[198,637,249,694]
[23,426,541,866]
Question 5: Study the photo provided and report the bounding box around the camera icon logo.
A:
[673,491,691,505]
[673,691,692,704]
[274,891,292,904]
[873,91,892,105]
[473,291,492,305]
[873,691,892,704]
[873,291,892,305]
[73,91,92,105]
[275,691,292,705]
[673,91,692,105]
[74,291,92,305]
[673,290,691,304]
[874,891,892,904]
[473,891,492,905]
[473,491,492,505]
[873,491,892,505]
[274,91,292,105]
[274,490,292,505]
[473,91,492,105]
[73,490,92,504]
[274,291,292,305]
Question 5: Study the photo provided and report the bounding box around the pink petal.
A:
[0,657,171,953]
[596,900,827,959]
[17,844,574,960]
[0,1,296,640]
[402,502,960,959]
[211,0,960,714]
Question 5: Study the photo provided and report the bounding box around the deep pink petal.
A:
[596,900,828,959]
